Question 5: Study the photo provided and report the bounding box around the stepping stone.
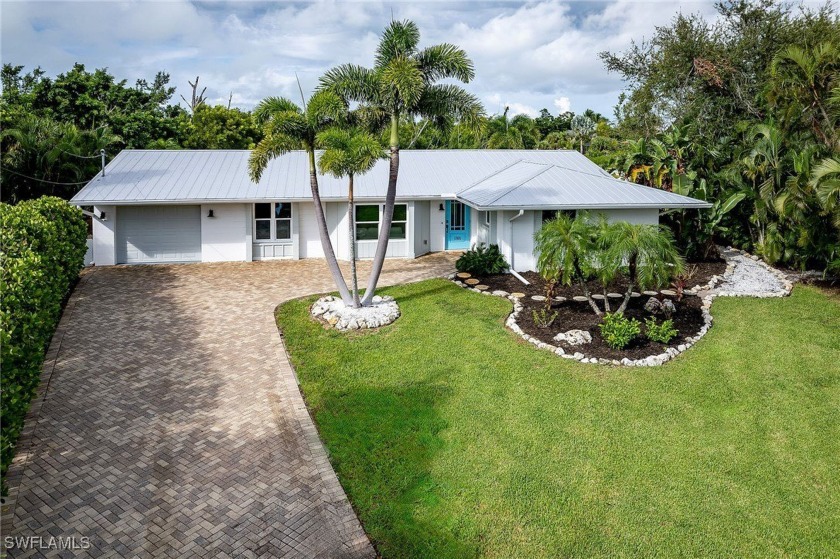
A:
[591,294,605,300]
[660,289,677,296]
[511,292,526,298]
[456,272,472,279]
[642,290,658,296]
[572,296,588,302]
[530,295,546,301]
[465,278,479,285]
[475,285,489,291]
[630,292,641,298]
[607,292,623,299]
[553,296,567,302]
[492,290,509,297]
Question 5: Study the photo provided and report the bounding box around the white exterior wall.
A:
[430,202,446,252]
[201,204,248,262]
[298,202,325,259]
[413,201,431,257]
[591,208,659,225]
[92,205,117,266]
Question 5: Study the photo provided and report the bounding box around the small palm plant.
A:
[603,222,685,314]
[316,127,385,307]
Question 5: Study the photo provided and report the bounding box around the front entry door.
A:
[445,200,470,250]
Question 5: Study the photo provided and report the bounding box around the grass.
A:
[276,280,840,559]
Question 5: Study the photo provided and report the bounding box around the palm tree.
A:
[567,114,596,153]
[316,127,385,307]
[248,91,354,305]
[320,19,482,306]
[534,213,602,316]
[811,157,840,229]
[603,223,684,314]
[486,107,525,149]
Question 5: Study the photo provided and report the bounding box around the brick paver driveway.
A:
[3,253,457,558]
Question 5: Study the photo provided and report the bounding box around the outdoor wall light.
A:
[99,211,106,221]
[438,203,445,211]
[208,209,215,218]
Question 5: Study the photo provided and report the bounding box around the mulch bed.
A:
[464,260,724,360]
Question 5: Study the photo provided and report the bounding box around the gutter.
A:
[507,210,530,285]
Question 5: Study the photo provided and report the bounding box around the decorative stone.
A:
[511,292,526,298]
[607,292,623,299]
[476,285,489,291]
[553,296,567,302]
[553,329,592,346]
[591,293,605,300]
[660,289,677,296]
[644,297,662,314]
[642,290,658,296]
[465,278,479,285]
[630,292,641,298]
[530,295,546,301]
[492,290,509,297]
[456,272,472,279]
[572,296,588,302]
[311,296,400,331]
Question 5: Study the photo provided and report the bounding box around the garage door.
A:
[117,206,201,264]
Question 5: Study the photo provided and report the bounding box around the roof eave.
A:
[458,199,714,212]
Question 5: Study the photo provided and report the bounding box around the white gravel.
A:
[715,252,786,295]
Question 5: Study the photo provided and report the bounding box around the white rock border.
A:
[310,295,400,330]
[448,247,794,367]
[713,246,795,298]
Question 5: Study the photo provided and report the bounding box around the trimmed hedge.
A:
[1,197,88,491]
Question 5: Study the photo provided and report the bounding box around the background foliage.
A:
[0,197,88,491]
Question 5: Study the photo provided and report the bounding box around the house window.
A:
[355,203,408,241]
[355,205,379,241]
[484,211,491,226]
[254,203,292,241]
[542,209,576,223]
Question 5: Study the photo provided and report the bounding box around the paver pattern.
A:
[2,254,457,558]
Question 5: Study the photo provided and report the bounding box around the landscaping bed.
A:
[463,271,708,359]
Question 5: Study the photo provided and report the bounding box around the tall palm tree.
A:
[248,91,354,305]
[320,19,482,306]
[603,223,684,314]
[486,107,525,149]
[316,127,385,307]
[567,114,596,153]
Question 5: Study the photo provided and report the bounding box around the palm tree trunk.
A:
[574,261,602,317]
[360,111,400,306]
[307,149,352,305]
[616,254,638,314]
[348,174,360,308]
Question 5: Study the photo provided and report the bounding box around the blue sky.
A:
[1,1,723,119]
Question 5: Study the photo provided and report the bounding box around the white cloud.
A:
[0,0,723,118]
[554,96,571,113]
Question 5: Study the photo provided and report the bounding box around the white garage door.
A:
[117,206,201,264]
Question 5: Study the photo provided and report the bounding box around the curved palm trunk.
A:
[574,261,603,317]
[360,113,400,306]
[615,253,638,315]
[308,150,352,305]
[348,174,360,308]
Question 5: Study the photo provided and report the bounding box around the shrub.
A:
[532,308,558,328]
[1,197,87,491]
[599,312,641,349]
[645,317,679,343]
[455,243,508,275]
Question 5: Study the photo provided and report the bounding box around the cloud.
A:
[1,0,723,119]
[554,97,571,113]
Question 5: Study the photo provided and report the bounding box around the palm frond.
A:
[248,133,300,182]
[414,84,483,127]
[253,97,301,126]
[379,56,424,108]
[416,43,475,83]
[375,19,420,68]
[319,64,380,104]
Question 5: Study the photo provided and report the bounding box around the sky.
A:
[1,0,724,120]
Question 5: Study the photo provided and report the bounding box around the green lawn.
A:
[276,280,840,559]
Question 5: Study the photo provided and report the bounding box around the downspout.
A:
[507,210,530,285]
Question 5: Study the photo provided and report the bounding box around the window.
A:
[355,205,379,241]
[484,211,491,226]
[254,203,292,241]
[542,209,575,223]
[355,204,408,241]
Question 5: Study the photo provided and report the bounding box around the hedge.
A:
[1,197,88,491]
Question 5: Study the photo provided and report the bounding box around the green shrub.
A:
[455,243,508,275]
[532,308,558,328]
[645,317,679,343]
[1,197,87,492]
[599,312,641,349]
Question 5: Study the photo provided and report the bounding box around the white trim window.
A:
[355,203,407,241]
[254,202,292,242]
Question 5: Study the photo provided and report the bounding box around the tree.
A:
[486,107,524,148]
[603,223,684,314]
[248,92,354,305]
[320,19,482,306]
[181,104,261,149]
[568,114,596,153]
[316,127,385,307]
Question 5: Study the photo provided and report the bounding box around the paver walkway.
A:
[2,253,458,558]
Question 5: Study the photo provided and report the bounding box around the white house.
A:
[71,149,711,272]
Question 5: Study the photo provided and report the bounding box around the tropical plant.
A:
[316,127,385,307]
[644,317,679,343]
[603,223,685,314]
[248,91,355,305]
[455,243,508,276]
[320,19,482,305]
[532,308,558,329]
[599,312,641,349]
[568,114,596,153]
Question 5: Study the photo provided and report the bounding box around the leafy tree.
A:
[181,104,261,149]
[320,19,482,306]
[316,127,385,307]
[248,92,355,305]
[568,114,596,153]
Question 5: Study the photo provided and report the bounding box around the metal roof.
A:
[71,149,711,209]
[457,160,711,210]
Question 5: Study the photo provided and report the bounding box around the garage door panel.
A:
[117,206,201,264]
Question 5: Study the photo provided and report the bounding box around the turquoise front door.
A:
[445,200,470,249]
